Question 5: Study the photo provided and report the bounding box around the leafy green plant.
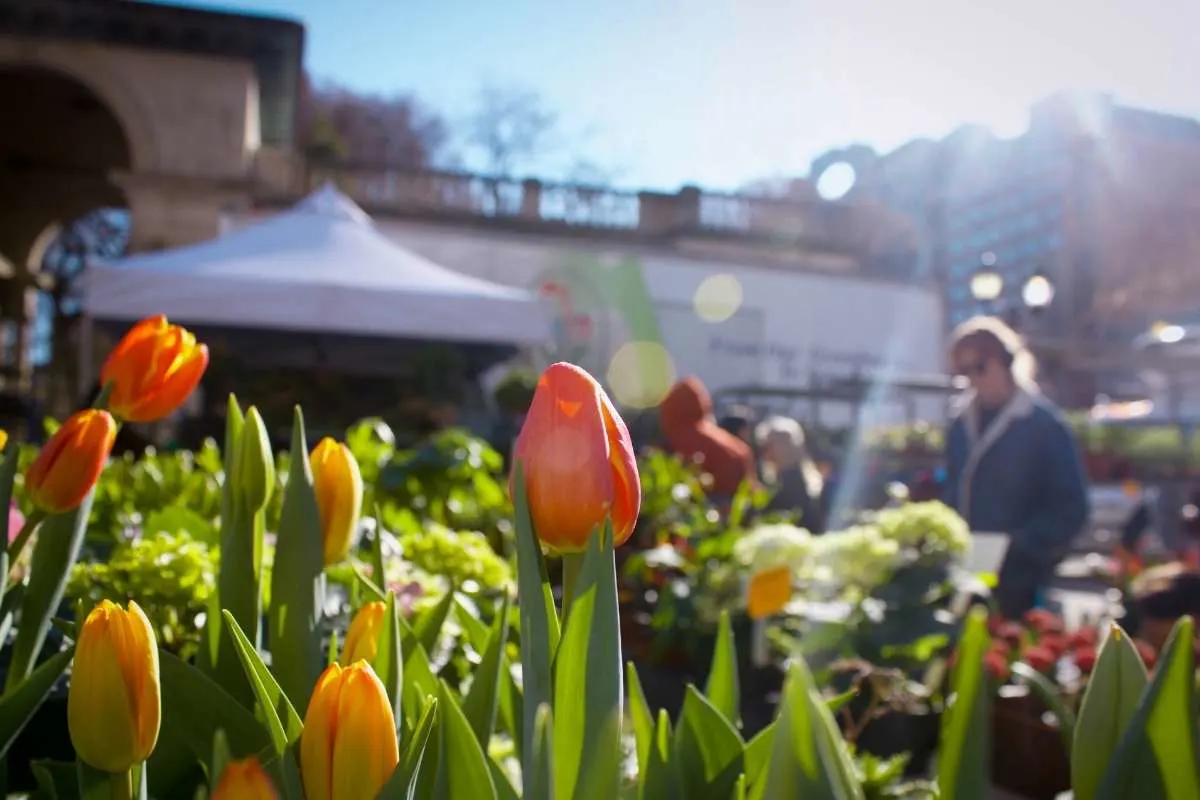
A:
[67,532,216,660]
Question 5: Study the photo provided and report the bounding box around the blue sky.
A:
[206,0,1198,192]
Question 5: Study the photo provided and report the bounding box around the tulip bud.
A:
[236,407,274,513]
[310,438,363,565]
[340,601,386,666]
[510,362,641,552]
[68,600,161,772]
[0,428,7,452]
[211,757,279,800]
[300,661,399,800]
[100,315,209,423]
[24,410,116,514]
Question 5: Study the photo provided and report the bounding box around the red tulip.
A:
[1039,634,1068,659]
[1068,627,1099,650]
[1024,609,1065,636]
[510,362,640,552]
[1074,646,1098,673]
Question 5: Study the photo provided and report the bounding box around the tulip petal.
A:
[119,601,161,762]
[599,391,641,546]
[330,664,399,800]
[340,602,385,666]
[301,664,344,800]
[68,602,141,772]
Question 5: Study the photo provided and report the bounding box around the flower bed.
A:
[0,317,1195,799]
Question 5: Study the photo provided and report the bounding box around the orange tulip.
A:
[68,600,161,772]
[510,362,641,552]
[24,410,116,514]
[340,601,386,666]
[300,661,399,800]
[101,315,208,423]
[211,757,279,800]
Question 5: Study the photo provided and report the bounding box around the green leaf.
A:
[0,646,74,758]
[454,596,491,652]
[674,685,745,799]
[268,407,327,717]
[157,649,274,772]
[433,681,498,800]
[528,703,555,800]
[640,709,679,800]
[219,610,304,756]
[490,759,521,800]
[76,760,120,800]
[751,656,863,800]
[936,606,990,800]
[511,463,561,789]
[211,729,233,789]
[1070,624,1146,800]
[1099,616,1200,799]
[32,759,80,799]
[374,591,404,721]
[371,505,389,587]
[743,722,775,790]
[705,610,741,727]
[824,689,857,716]
[626,662,655,776]
[378,697,438,800]
[399,618,441,732]
[552,522,622,800]
[462,596,511,747]
[412,588,455,657]
[6,489,95,689]
[354,568,387,603]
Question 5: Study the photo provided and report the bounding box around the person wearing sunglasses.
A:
[943,315,1089,620]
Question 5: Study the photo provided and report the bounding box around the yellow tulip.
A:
[68,600,161,772]
[340,601,387,666]
[301,661,399,800]
[0,429,8,451]
[310,438,363,565]
[211,757,278,799]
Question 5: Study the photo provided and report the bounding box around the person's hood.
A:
[659,377,711,433]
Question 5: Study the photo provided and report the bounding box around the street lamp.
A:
[1021,272,1055,312]
[969,255,1004,304]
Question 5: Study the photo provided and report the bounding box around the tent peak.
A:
[294,182,374,226]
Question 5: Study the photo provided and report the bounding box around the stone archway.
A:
[0,65,134,398]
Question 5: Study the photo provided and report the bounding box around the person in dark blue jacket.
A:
[944,316,1090,620]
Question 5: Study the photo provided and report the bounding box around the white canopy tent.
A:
[83,184,551,346]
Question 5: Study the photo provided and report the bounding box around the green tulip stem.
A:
[108,769,133,800]
[6,509,46,563]
[561,551,584,624]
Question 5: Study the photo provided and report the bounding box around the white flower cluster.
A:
[873,500,971,559]
[732,523,814,575]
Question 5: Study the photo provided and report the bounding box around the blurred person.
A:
[659,376,757,507]
[944,316,1089,620]
[756,416,826,532]
[717,405,757,445]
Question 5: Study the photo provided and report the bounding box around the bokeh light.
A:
[607,341,676,409]
[815,162,856,200]
[693,273,743,323]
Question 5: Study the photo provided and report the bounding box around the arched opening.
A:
[0,66,132,426]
